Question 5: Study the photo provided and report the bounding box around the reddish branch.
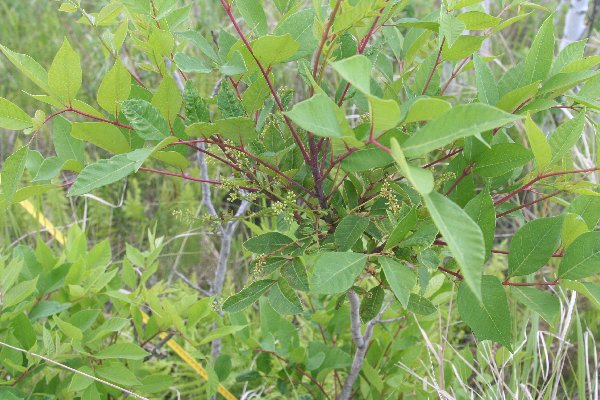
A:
[421,38,445,95]
[496,190,562,218]
[437,266,560,287]
[219,0,310,163]
[139,167,257,191]
[494,167,600,205]
[433,240,563,258]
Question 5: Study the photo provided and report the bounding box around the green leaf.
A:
[53,315,83,340]
[385,206,418,250]
[121,99,169,140]
[183,81,210,124]
[311,252,367,294]
[0,44,50,93]
[524,113,551,170]
[222,280,277,312]
[48,38,82,104]
[551,40,586,76]
[402,104,522,157]
[96,362,142,386]
[457,11,500,30]
[407,294,436,315]
[198,325,247,344]
[267,280,303,314]
[174,52,213,73]
[340,147,393,172]
[424,191,485,301]
[508,216,563,277]
[524,14,554,84]
[380,257,416,308]
[68,367,94,392]
[474,143,533,178]
[1,146,28,205]
[281,259,309,293]
[512,286,560,325]
[331,55,401,132]
[442,35,484,61]
[561,280,600,309]
[567,195,600,229]
[559,232,600,280]
[284,93,354,138]
[70,122,131,154]
[186,117,257,143]
[458,275,512,349]
[244,232,296,254]
[0,97,31,130]
[151,76,182,122]
[68,149,152,196]
[473,55,499,105]
[220,50,247,75]
[273,9,317,59]
[439,12,465,47]
[54,116,84,165]
[230,34,299,71]
[549,112,585,164]
[390,138,434,194]
[97,60,131,115]
[496,81,539,112]
[335,215,369,251]
[237,0,268,36]
[464,190,496,256]
[561,213,588,247]
[95,343,150,360]
[402,97,452,124]
[360,286,384,321]
[2,277,38,309]
[11,313,36,349]
[177,31,219,63]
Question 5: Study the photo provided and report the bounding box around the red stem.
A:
[139,167,257,191]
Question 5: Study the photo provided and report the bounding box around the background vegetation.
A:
[1,0,600,399]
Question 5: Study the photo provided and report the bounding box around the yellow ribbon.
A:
[18,199,237,400]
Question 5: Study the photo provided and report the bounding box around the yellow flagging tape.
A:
[18,200,237,400]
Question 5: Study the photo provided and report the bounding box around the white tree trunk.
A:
[560,0,590,50]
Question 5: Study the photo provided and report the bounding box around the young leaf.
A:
[380,257,416,308]
[458,275,512,349]
[152,76,183,122]
[402,104,522,157]
[97,60,131,115]
[439,13,465,47]
[548,112,585,165]
[508,216,563,277]
[48,38,82,104]
[567,195,600,229]
[524,113,551,170]
[558,232,600,280]
[524,14,554,84]
[385,206,418,250]
[335,215,369,251]
[311,252,367,294]
[340,147,393,172]
[1,146,28,205]
[424,191,485,301]
[237,0,268,36]
[121,99,170,140]
[96,362,142,386]
[474,143,533,178]
[53,116,84,165]
[222,280,277,313]
[0,97,32,130]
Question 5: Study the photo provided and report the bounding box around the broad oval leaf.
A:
[335,215,369,251]
[243,232,296,255]
[284,93,354,138]
[380,257,416,308]
[121,99,169,140]
[458,275,512,349]
[508,216,563,277]
[311,252,367,294]
[97,60,131,115]
[559,231,600,280]
[474,143,533,178]
[48,38,82,104]
[95,343,150,360]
